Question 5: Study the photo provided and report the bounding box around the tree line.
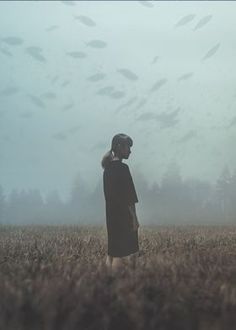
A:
[0,163,235,225]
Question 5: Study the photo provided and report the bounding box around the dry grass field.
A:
[0,224,235,330]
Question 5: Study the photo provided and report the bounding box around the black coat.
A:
[103,160,139,257]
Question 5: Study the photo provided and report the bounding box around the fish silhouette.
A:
[61,80,70,87]
[26,47,46,62]
[19,111,33,119]
[193,15,212,31]
[86,40,107,48]
[67,51,87,58]
[226,116,236,129]
[178,130,197,143]
[41,92,57,99]
[151,56,159,64]
[27,95,46,108]
[138,1,154,8]
[87,73,106,82]
[60,1,76,6]
[149,78,167,93]
[178,72,194,81]
[96,86,114,95]
[202,43,220,61]
[175,14,195,27]
[1,36,24,46]
[135,98,147,110]
[110,91,126,99]
[46,25,59,32]
[53,132,67,140]
[67,125,81,134]
[0,86,19,96]
[115,96,138,113]
[136,112,157,121]
[74,15,96,27]
[27,46,43,52]
[0,48,12,57]
[117,68,138,81]
[51,75,59,84]
[156,107,181,128]
[62,103,74,111]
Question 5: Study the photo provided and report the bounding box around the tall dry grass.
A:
[0,224,235,330]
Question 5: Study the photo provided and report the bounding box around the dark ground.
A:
[0,224,235,330]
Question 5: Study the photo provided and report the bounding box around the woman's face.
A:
[118,143,131,159]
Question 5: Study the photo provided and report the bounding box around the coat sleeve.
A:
[122,165,139,205]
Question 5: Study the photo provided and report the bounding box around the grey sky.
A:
[0,1,236,202]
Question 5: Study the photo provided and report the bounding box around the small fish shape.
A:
[74,15,96,27]
[123,96,138,107]
[178,130,197,143]
[115,96,138,113]
[135,98,147,110]
[1,36,24,46]
[178,72,194,81]
[193,15,212,31]
[175,14,195,27]
[110,91,126,99]
[67,125,81,134]
[156,107,181,128]
[151,56,159,64]
[28,94,46,108]
[117,68,138,81]
[67,51,87,58]
[62,103,74,111]
[87,73,106,82]
[41,92,57,99]
[60,1,76,6]
[86,40,107,48]
[138,1,154,8]
[136,112,157,121]
[227,116,236,129]
[19,111,33,119]
[27,46,43,53]
[61,80,70,87]
[149,78,167,93]
[26,46,46,62]
[53,132,67,140]
[202,43,220,61]
[28,52,46,62]
[51,75,59,84]
[46,25,59,32]
[0,48,13,57]
[0,86,19,96]
[96,86,114,95]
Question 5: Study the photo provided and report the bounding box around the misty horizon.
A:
[1,1,236,205]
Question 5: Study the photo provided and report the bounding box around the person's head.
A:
[101,133,133,169]
[111,133,133,159]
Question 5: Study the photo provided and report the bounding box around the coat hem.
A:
[108,248,139,258]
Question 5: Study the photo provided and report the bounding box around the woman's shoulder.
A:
[110,161,128,167]
[118,162,129,170]
[106,161,129,173]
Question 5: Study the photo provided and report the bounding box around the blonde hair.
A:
[101,149,114,169]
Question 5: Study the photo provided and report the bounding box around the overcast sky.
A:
[0,0,236,202]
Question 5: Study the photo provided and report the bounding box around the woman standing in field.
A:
[101,133,140,272]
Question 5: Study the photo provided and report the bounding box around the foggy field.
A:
[0,224,236,330]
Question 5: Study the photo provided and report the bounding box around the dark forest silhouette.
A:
[0,163,235,225]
